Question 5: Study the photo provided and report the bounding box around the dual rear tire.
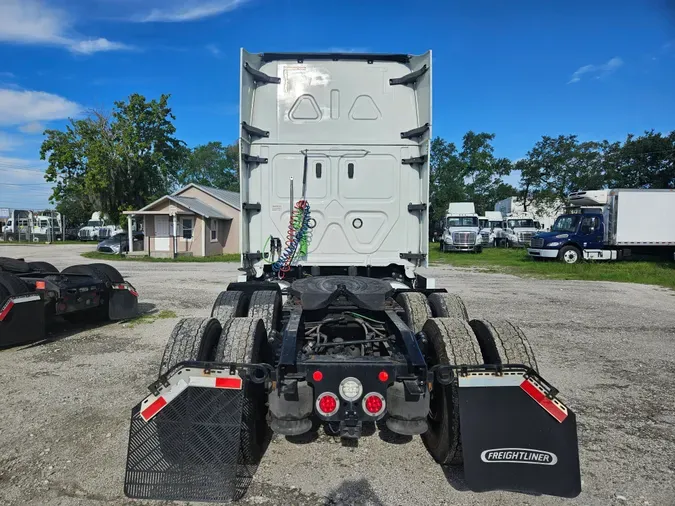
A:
[396,291,538,466]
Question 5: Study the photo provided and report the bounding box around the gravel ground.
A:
[0,244,674,506]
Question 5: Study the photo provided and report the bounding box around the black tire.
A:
[247,290,281,336]
[27,261,58,274]
[0,257,31,274]
[395,292,432,334]
[0,272,29,296]
[439,241,445,252]
[217,317,269,467]
[428,293,469,321]
[476,246,483,254]
[158,317,222,377]
[211,290,247,324]
[469,319,538,372]
[559,245,581,264]
[421,318,483,465]
[88,263,124,283]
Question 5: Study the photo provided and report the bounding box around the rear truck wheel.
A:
[0,257,31,274]
[27,261,58,274]
[0,271,30,296]
[217,317,272,463]
[211,290,247,325]
[247,290,281,344]
[428,293,469,321]
[439,241,445,252]
[469,319,538,372]
[421,317,483,465]
[395,291,432,334]
[158,317,222,377]
[559,245,581,265]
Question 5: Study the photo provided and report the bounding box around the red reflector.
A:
[520,379,568,423]
[312,370,323,382]
[378,370,389,382]
[0,301,14,321]
[318,395,337,414]
[364,394,383,414]
[35,281,46,290]
[140,397,167,421]
[215,376,243,389]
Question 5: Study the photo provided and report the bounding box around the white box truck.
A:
[441,202,482,253]
[528,189,675,263]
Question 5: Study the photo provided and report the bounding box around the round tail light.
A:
[362,392,386,417]
[316,392,339,416]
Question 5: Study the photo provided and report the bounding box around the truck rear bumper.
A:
[527,248,559,258]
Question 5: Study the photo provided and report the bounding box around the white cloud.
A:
[138,0,249,22]
[568,57,623,84]
[0,89,81,126]
[206,43,221,57]
[69,38,133,54]
[0,0,131,54]
[19,122,46,134]
[0,72,15,78]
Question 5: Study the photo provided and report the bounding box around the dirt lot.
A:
[1,244,674,506]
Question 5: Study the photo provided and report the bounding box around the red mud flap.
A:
[0,294,45,347]
[457,370,581,498]
[124,366,244,502]
[109,283,138,321]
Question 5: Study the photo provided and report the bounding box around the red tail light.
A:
[35,281,46,290]
[312,370,323,382]
[316,392,339,416]
[362,393,386,417]
[378,370,389,382]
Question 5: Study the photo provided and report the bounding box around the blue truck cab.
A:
[528,210,605,264]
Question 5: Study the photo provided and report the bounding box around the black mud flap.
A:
[0,295,45,347]
[124,373,244,502]
[457,371,581,498]
[108,284,138,321]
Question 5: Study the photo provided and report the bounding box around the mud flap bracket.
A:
[457,371,581,498]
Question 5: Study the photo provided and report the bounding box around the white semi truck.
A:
[440,202,482,253]
[78,212,122,241]
[528,189,675,263]
[121,50,580,503]
[480,210,504,247]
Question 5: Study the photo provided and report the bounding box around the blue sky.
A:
[0,0,674,209]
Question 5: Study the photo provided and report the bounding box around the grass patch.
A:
[429,243,675,289]
[124,309,177,328]
[81,251,240,262]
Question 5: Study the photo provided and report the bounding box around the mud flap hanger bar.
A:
[243,62,280,84]
[390,64,429,86]
[149,360,275,396]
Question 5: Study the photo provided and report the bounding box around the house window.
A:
[182,218,193,239]
[210,219,218,242]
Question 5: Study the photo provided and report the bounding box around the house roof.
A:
[171,196,228,219]
[175,184,240,210]
[127,195,229,219]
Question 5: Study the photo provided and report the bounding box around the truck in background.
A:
[441,202,482,253]
[1,210,62,242]
[480,210,504,247]
[495,196,560,232]
[528,189,675,263]
[78,212,122,241]
[497,213,539,248]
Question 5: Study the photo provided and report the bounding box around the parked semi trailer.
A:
[0,258,138,347]
[528,189,675,263]
[123,50,581,503]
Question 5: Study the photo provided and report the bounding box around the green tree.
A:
[178,141,239,191]
[41,94,185,224]
[459,131,514,214]
[520,135,605,208]
[606,131,675,189]
[429,137,465,222]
